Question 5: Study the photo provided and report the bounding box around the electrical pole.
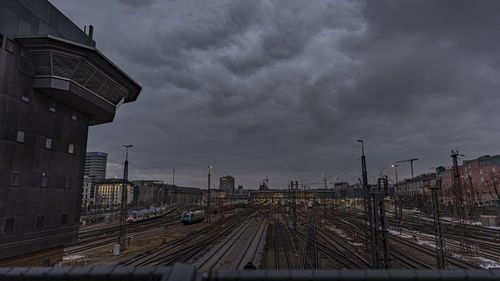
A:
[451,150,470,253]
[119,144,132,251]
[395,158,419,179]
[358,139,373,257]
[322,172,327,190]
[207,165,212,222]
[431,179,447,269]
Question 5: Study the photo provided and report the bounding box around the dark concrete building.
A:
[132,180,164,209]
[0,0,141,266]
[164,184,203,207]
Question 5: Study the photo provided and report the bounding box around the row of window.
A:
[10,171,72,188]
[21,91,79,121]
[3,214,68,235]
[16,130,75,153]
[465,167,496,174]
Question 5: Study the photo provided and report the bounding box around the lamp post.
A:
[392,164,402,232]
[118,145,132,251]
[207,165,213,222]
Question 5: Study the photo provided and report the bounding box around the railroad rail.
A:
[122,210,254,267]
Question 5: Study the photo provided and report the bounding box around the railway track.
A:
[331,213,479,269]
[122,210,254,266]
[343,208,500,265]
[197,215,267,271]
[314,227,372,269]
[64,214,180,255]
[274,215,292,270]
[287,214,364,269]
[233,216,269,270]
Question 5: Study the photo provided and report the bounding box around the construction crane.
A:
[395,158,418,179]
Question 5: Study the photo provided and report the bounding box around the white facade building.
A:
[81,176,93,208]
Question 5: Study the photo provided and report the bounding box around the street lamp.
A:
[119,145,132,251]
[391,164,400,187]
[391,164,403,227]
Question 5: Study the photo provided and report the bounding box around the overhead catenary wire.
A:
[129,161,163,182]
[305,157,361,186]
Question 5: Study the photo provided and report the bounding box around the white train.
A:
[126,205,174,223]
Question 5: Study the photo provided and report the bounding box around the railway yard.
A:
[63,201,500,271]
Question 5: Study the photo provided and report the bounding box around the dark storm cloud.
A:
[49,0,500,188]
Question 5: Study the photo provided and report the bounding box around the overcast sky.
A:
[50,0,500,189]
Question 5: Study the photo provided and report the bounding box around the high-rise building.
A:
[219,175,235,193]
[0,0,141,266]
[85,152,108,200]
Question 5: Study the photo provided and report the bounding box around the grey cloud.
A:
[49,0,500,188]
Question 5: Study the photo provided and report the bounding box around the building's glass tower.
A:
[84,151,108,200]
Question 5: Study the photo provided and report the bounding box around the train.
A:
[126,205,174,224]
[212,201,246,213]
[181,210,205,224]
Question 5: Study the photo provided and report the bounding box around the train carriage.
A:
[181,210,205,224]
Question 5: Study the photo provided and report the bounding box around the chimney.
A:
[89,25,94,40]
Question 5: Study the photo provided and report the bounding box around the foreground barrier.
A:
[1,263,500,281]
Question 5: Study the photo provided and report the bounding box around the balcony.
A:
[15,35,141,125]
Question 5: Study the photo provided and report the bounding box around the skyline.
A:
[49,0,500,189]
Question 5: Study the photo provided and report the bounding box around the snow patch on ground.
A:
[325,225,349,240]
[388,229,412,239]
[389,229,437,249]
[475,257,500,269]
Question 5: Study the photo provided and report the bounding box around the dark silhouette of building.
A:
[0,0,141,266]
[219,175,235,193]
[132,180,164,209]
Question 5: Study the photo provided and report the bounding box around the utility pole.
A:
[451,150,470,253]
[207,165,213,222]
[358,139,373,255]
[293,181,298,230]
[371,177,391,269]
[395,158,419,179]
[322,172,327,190]
[119,144,132,251]
[172,165,175,186]
[431,179,447,269]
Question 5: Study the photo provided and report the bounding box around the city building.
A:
[439,154,500,206]
[394,173,436,198]
[0,0,141,266]
[84,152,108,202]
[132,180,164,209]
[164,185,203,207]
[95,179,134,207]
[81,176,92,210]
[219,175,235,193]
